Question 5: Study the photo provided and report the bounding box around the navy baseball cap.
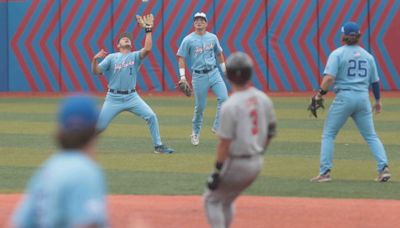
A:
[58,94,99,132]
[341,22,360,35]
[194,12,207,22]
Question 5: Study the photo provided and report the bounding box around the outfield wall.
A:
[0,0,399,92]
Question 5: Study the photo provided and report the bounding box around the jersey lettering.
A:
[250,109,258,135]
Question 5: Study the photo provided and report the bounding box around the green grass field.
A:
[0,95,399,199]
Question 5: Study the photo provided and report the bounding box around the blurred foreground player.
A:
[12,94,108,228]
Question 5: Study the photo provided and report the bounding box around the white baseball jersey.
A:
[218,87,276,157]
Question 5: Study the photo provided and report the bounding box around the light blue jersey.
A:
[324,45,379,92]
[318,44,388,176]
[13,151,107,228]
[177,32,223,71]
[177,31,227,137]
[98,51,142,90]
[95,49,173,152]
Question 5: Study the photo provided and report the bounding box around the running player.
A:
[203,52,277,228]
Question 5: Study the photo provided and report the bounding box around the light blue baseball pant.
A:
[191,68,228,135]
[96,92,162,146]
[319,90,388,174]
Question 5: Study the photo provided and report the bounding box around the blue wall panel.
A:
[2,0,400,92]
[0,2,8,91]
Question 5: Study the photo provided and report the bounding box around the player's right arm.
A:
[177,57,187,81]
[177,37,189,82]
[91,49,108,75]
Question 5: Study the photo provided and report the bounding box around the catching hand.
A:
[307,94,325,118]
[178,79,192,97]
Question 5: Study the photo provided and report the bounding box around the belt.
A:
[335,89,363,93]
[193,66,216,74]
[230,153,263,159]
[108,89,136,94]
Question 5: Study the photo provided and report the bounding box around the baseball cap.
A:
[341,21,360,35]
[193,12,207,22]
[118,32,133,42]
[58,94,99,133]
[226,52,254,85]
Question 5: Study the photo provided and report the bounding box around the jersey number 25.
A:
[347,59,367,77]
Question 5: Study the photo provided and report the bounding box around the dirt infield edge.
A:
[1,194,399,228]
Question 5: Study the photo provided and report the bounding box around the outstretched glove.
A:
[178,79,192,97]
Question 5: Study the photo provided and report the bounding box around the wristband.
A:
[219,62,226,73]
[145,27,152,33]
[318,88,328,96]
[179,68,185,77]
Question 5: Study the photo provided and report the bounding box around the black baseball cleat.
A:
[154,145,175,154]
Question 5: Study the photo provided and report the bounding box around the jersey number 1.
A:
[250,109,258,135]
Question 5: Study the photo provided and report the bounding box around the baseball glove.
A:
[178,79,192,97]
[307,95,325,118]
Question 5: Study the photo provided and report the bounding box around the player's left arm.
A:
[214,36,226,74]
[216,138,231,164]
[137,14,153,59]
[370,57,382,114]
[264,123,276,150]
[139,31,152,59]
[264,99,277,150]
[216,53,226,75]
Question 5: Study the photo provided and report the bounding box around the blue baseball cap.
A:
[341,21,360,35]
[58,94,99,132]
[194,12,207,22]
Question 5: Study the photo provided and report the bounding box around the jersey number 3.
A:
[250,109,258,135]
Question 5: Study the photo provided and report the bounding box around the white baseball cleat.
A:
[191,133,200,146]
[376,166,391,182]
[310,170,331,183]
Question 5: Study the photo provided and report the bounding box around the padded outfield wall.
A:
[0,0,399,92]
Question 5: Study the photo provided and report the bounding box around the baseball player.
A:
[12,95,107,227]
[203,52,277,228]
[310,21,391,183]
[177,12,228,146]
[91,14,174,154]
